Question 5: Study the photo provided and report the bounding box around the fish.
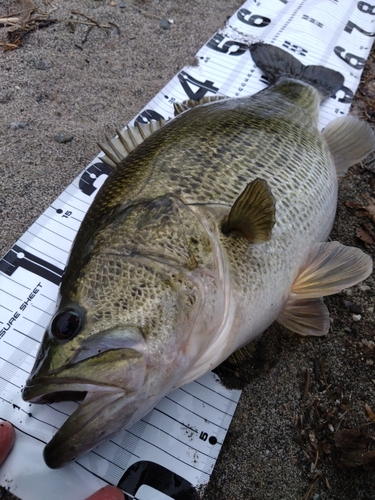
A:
[22,43,374,469]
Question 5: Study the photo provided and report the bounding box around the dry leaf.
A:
[16,0,35,24]
[364,197,375,223]
[356,226,375,247]
[335,429,375,466]
[365,403,375,423]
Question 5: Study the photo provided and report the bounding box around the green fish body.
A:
[22,44,374,468]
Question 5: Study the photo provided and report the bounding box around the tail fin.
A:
[250,43,344,99]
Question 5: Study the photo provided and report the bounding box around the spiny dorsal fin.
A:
[173,95,229,116]
[292,241,372,298]
[226,343,257,365]
[222,178,276,243]
[277,297,330,336]
[323,116,375,178]
[98,119,169,168]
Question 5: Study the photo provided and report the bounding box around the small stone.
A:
[367,306,374,314]
[359,284,371,292]
[343,301,362,314]
[365,359,374,366]
[36,60,47,70]
[54,133,73,143]
[352,314,362,322]
[343,289,353,296]
[119,2,126,7]
[9,122,26,130]
[160,18,171,30]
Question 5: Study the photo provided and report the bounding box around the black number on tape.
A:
[117,461,198,499]
[302,14,323,28]
[283,40,308,56]
[333,85,354,103]
[135,109,165,124]
[0,245,64,285]
[206,33,248,56]
[358,1,375,14]
[178,71,219,100]
[79,162,112,197]
[344,20,375,36]
[237,9,271,27]
[334,46,366,69]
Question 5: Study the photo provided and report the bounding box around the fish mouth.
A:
[23,380,128,469]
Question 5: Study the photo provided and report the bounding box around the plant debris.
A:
[334,429,375,467]
[0,0,57,50]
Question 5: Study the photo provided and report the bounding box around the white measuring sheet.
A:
[1,0,374,499]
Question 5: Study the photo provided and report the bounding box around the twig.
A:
[0,17,20,25]
[62,18,111,28]
[302,369,310,403]
[71,10,108,32]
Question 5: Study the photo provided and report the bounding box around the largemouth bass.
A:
[22,44,374,468]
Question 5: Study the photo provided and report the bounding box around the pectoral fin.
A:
[277,241,372,336]
[277,297,330,336]
[323,116,375,178]
[222,178,276,243]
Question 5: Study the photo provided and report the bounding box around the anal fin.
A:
[222,178,276,243]
[277,297,330,336]
[323,116,375,178]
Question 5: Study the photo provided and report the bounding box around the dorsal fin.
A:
[225,343,257,365]
[322,116,375,178]
[222,178,276,243]
[173,95,229,116]
[98,119,169,168]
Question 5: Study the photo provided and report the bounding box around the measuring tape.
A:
[1,1,374,498]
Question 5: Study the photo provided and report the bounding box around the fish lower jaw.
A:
[22,380,122,405]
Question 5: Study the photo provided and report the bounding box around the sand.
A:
[1,1,375,499]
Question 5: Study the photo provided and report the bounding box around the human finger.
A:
[0,421,15,465]
[84,485,125,500]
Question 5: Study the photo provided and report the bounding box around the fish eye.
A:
[50,308,83,341]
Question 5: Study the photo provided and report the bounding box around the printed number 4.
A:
[178,71,219,100]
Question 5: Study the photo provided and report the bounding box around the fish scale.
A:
[22,44,374,469]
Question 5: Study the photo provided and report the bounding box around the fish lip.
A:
[22,379,117,404]
[23,379,128,468]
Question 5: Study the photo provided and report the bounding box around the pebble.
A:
[343,300,362,314]
[36,60,48,70]
[54,133,74,143]
[159,18,171,30]
[359,284,371,292]
[367,306,374,314]
[352,314,362,322]
[9,122,26,130]
[343,289,353,296]
[119,2,126,7]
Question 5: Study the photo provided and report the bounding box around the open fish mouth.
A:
[23,381,127,468]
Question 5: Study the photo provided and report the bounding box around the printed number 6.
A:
[333,46,366,69]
